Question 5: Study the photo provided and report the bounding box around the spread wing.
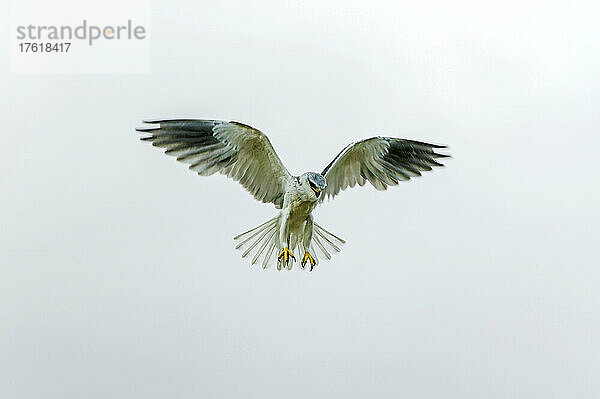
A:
[320,137,449,202]
[137,119,291,208]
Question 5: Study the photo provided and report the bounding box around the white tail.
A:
[234,216,281,269]
[234,217,345,270]
[310,222,346,261]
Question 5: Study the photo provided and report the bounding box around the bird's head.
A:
[300,172,327,199]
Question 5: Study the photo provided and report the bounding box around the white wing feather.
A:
[137,119,291,208]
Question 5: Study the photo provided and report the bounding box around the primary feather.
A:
[137,119,291,208]
[320,137,449,202]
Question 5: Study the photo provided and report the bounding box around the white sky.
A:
[1,1,599,398]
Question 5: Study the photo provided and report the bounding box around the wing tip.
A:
[136,119,162,133]
[141,119,163,124]
[137,118,223,126]
[136,126,159,132]
[141,118,196,124]
[430,143,449,149]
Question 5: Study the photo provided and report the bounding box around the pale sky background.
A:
[1,1,599,398]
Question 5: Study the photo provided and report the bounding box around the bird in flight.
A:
[137,119,449,271]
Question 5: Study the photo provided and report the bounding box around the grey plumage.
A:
[137,119,449,271]
[138,119,290,208]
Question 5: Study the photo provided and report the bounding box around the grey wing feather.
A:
[320,136,450,202]
[137,119,291,208]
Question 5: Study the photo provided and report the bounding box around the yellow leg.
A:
[277,247,296,267]
[301,251,317,271]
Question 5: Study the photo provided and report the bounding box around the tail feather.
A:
[234,217,277,242]
[234,218,345,271]
[241,225,277,258]
[315,229,341,253]
[234,216,278,250]
[312,222,345,261]
[252,229,277,265]
[261,233,279,269]
[312,234,332,260]
[234,216,280,268]
[314,222,346,247]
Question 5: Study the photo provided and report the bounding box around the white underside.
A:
[233,213,345,270]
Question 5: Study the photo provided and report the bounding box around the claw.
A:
[277,247,296,267]
[301,251,317,271]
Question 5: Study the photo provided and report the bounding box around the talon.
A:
[301,251,316,271]
[277,247,295,267]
